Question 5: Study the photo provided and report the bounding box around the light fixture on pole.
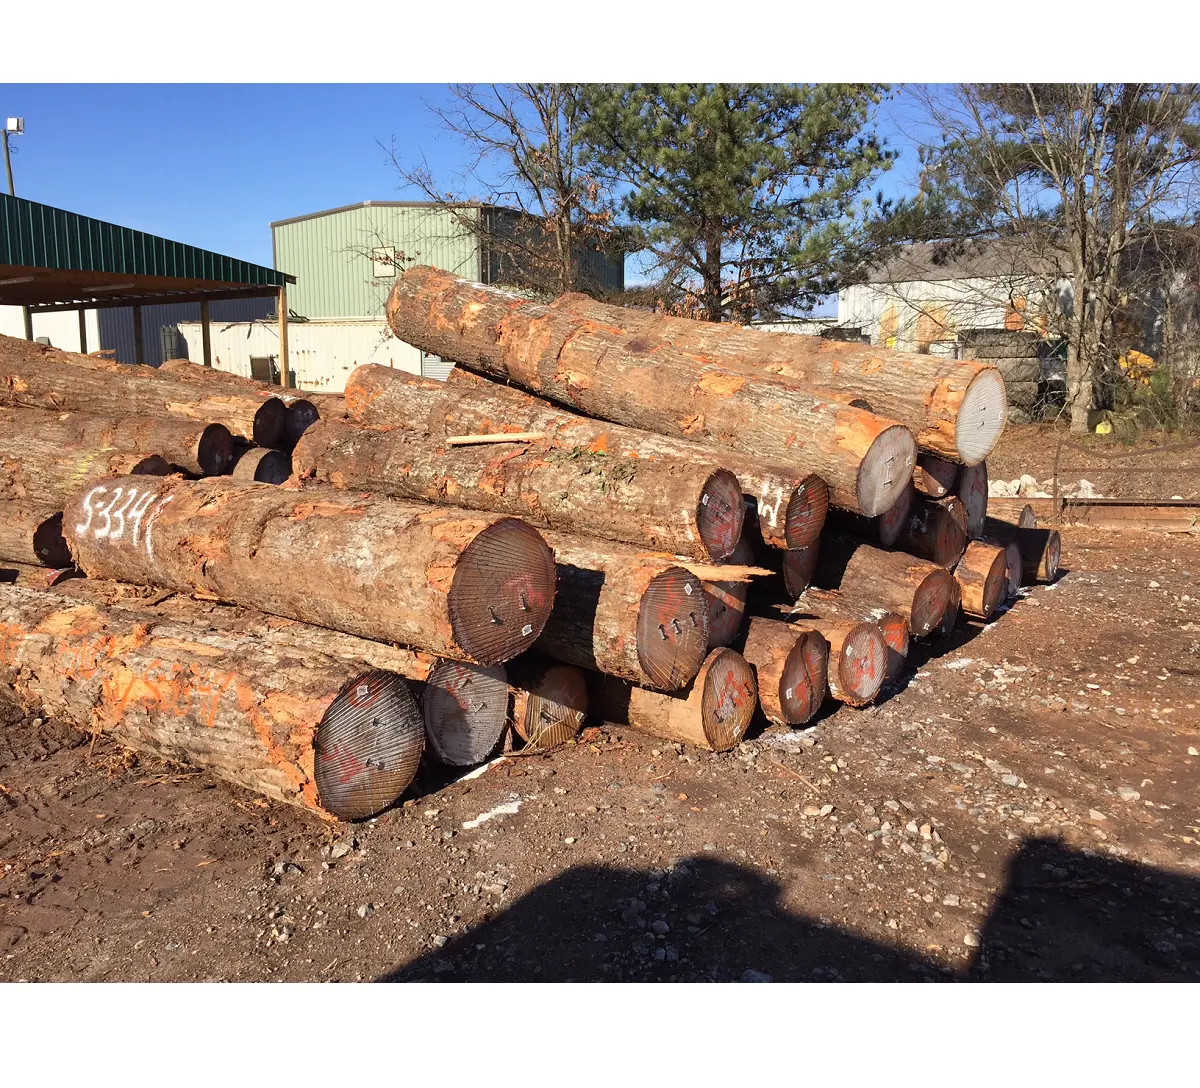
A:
[3,117,24,196]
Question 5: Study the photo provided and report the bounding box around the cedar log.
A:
[741,616,829,727]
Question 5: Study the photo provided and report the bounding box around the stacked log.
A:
[954,462,989,539]
[953,541,1010,620]
[741,617,828,727]
[508,657,588,750]
[982,519,1062,583]
[231,447,293,484]
[792,588,910,686]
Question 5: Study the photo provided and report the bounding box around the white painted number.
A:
[74,486,107,535]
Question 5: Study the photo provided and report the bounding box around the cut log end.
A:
[784,474,830,549]
[1018,504,1037,529]
[955,368,1008,465]
[1043,530,1062,581]
[636,566,710,690]
[702,535,755,648]
[877,483,915,548]
[231,447,293,485]
[955,541,1009,620]
[695,468,745,560]
[780,628,830,725]
[700,649,758,751]
[874,611,910,683]
[195,423,236,476]
[956,461,988,539]
[313,669,425,821]
[32,511,72,568]
[253,398,289,450]
[911,568,956,638]
[1002,541,1022,597]
[914,454,957,498]
[447,517,556,665]
[422,660,510,766]
[513,663,588,749]
[782,541,820,599]
[285,400,321,449]
[856,424,916,518]
[831,621,888,706]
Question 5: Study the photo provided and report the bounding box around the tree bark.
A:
[508,656,588,750]
[741,617,828,727]
[294,417,743,561]
[791,587,909,686]
[545,289,1008,465]
[534,531,709,690]
[828,481,914,548]
[981,519,1062,583]
[1,336,290,448]
[818,535,957,639]
[346,364,828,549]
[384,268,915,516]
[587,648,758,752]
[895,494,969,569]
[62,475,556,666]
[913,454,958,498]
[421,659,511,766]
[0,583,425,821]
[953,541,1009,620]
[230,447,292,484]
[954,461,988,539]
[0,501,72,567]
[0,406,233,505]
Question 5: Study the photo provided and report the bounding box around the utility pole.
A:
[2,117,22,196]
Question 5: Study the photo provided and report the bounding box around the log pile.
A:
[0,269,1058,821]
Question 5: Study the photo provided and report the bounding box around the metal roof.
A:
[0,192,294,313]
[270,199,499,230]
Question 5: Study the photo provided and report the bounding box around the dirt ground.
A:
[2,428,1199,983]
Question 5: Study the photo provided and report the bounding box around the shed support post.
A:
[78,309,88,354]
[22,306,32,341]
[277,285,290,389]
[200,299,212,368]
[132,305,145,366]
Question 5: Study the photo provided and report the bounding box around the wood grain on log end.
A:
[699,648,758,750]
[954,541,1009,620]
[784,474,829,549]
[911,567,956,638]
[1018,504,1037,529]
[935,575,962,638]
[782,541,820,599]
[855,423,916,518]
[1001,541,1022,597]
[33,511,72,568]
[511,660,588,749]
[702,535,755,648]
[955,368,1007,465]
[313,669,425,820]
[636,566,710,689]
[422,659,510,766]
[253,398,289,449]
[822,619,887,706]
[742,617,827,727]
[231,447,293,484]
[877,482,915,548]
[447,517,556,665]
[955,461,988,539]
[197,423,237,476]
[695,468,745,560]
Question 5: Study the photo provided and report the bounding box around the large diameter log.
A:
[741,617,828,727]
[896,494,969,569]
[62,475,556,665]
[231,447,293,484]
[954,461,988,539]
[384,269,915,516]
[802,617,887,706]
[1,336,289,448]
[534,532,708,690]
[702,535,756,648]
[981,519,1061,583]
[828,481,914,548]
[544,291,1007,466]
[0,584,425,820]
[509,657,588,749]
[0,406,233,506]
[293,417,743,561]
[821,536,957,639]
[792,588,909,686]
[953,541,1009,620]
[913,454,958,498]
[345,364,826,549]
[588,648,757,752]
[422,660,511,766]
[0,501,72,567]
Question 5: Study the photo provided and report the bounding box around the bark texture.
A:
[0,584,425,820]
[588,648,757,752]
[0,501,72,567]
[384,269,915,516]
[62,475,556,665]
[741,617,828,726]
[953,541,1009,620]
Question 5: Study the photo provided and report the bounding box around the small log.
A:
[828,481,914,548]
[819,535,957,638]
[293,418,744,561]
[534,532,709,690]
[588,648,757,752]
[954,461,988,539]
[509,657,588,749]
[422,659,511,766]
[913,454,958,498]
[741,617,828,727]
[0,584,425,820]
[981,519,1061,583]
[792,587,909,685]
[230,447,293,484]
[0,501,72,567]
[383,269,916,516]
[0,406,233,506]
[953,540,1009,620]
[702,535,756,648]
[896,494,969,569]
[284,400,322,449]
[802,617,887,706]
[63,475,556,665]
[446,431,547,446]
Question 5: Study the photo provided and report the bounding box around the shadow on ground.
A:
[381,837,1200,982]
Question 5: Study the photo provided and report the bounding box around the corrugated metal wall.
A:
[99,296,275,366]
[273,205,482,319]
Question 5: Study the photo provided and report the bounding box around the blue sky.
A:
[0,84,925,291]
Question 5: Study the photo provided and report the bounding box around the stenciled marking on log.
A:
[75,484,172,555]
[758,480,785,529]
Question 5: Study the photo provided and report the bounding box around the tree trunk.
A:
[895,495,969,569]
[546,289,1008,465]
[0,583,425,821]
[0,406,234,505]
[828,481,914,548]
[508,656,588,749]
[741,617,828,727]
[1,336,289,448]
[534,532,709,690]
[294,417,743,561]
[954,461,988,539]
[913,454,958,498]
[0,501,71,567]
[702,535,756,648]
[62,475,556,665]
[1066,289,1094,435]
[346,364,828,549]
[588,648,757,752]
[981,519,1062,583]
[953,541,1009,620]
[421,659,511,766]
[384,268,915,516]
[791,587,909,686]
[818,535,957,639]
[230,447,292,484]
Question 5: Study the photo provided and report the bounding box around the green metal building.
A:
[270,200,624,320]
